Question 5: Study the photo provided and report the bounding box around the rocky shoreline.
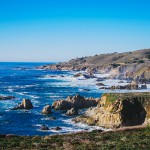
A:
[8,92,150,131]
[37,49,150,84]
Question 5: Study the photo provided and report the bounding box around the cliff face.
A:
[73,93,150,129]
[38,49,150,83]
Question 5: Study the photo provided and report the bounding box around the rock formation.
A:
[40,125,49,131]
[42,105,52,115]
[108,81,139,90]
[141,84,147,89]
[0,95,15,100]
[52,94,100,110]
[12,99,33,110]
[66,108,78,116]
[73,93,150,129]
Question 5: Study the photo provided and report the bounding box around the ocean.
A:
[0,62,103,136]
[0,62,149,136]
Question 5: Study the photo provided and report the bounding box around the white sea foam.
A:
[7,88,14,92]
[63,119,111,132]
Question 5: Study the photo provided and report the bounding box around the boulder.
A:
[141,84,147,89]
[12,99,33,110]
[42,105,52,115]
[41,125,49,131]
[109,81,139,90]
[52,94,99,110]
[96,78,104,82]
[51,126,62,131]
[66,108,78,116]
[83,74,95,79]
[96,83,105,86]
[49,117,56,120]
[73,73,83,78]
[0,95,15,100]
[73,93,150,129]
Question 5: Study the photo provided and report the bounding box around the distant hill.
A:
[68,48,150,66]
[38,49,150,83]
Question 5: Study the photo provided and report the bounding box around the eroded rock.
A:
[12,99,33,110]
[141,84,147,89]
[66,108,78,116]
[73,93,150,129]
[42,105,52,115]
[52,94,99,110]
[41,125,49,130]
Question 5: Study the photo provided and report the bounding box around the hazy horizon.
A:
[0,0,150,62]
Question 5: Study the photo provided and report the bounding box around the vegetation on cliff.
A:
[74,92,150,128]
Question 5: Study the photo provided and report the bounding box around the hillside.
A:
[68,49,150,66]
[0,127,150,149]
[38,49,150,83]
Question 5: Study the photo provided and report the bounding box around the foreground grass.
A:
[0,127,150,150]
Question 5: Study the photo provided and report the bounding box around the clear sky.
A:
[0,0,150,62]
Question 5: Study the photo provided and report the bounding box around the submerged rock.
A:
[52,94,99,110]
[73,73,83,78]
[49,117,56,120]
[96,83,106,86]
[51,126,62,131]
[42,105,52,115]
[41,125,49,131]
[73,93,150,129]
[0,96,15,100]
[141,84,147,89]
[66,108,78,116]
[12,99,33,110]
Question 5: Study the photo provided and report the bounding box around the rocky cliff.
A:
[73,92,150,129]
[38,49,150,83]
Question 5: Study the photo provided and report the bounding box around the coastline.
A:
[0,61,150,136]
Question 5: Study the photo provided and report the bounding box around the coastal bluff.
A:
[73,92,150,129]
[37,49,150,83]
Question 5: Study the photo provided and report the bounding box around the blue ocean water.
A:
[0,62,102,136]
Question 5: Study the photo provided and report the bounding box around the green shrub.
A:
[138,60,145,63]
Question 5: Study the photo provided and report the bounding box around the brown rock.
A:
[73,93,150,129]
[12,99,33,110]
[66,108,78,116]
[42,105,52,115]
[52,94,99,110]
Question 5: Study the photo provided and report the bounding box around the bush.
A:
[138,60,145,63]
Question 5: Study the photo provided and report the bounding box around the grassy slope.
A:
[0,127,150,150]
[68,49,150,66]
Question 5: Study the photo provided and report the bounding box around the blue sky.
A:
[0,0,150,62]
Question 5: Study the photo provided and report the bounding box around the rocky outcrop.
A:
[66,108,78,116]
[141,84,147,89]
[0,96,15,100]
[51,126,62,131]
[96,83,106,86]
[73,93,150,129]
[52,94,100,110]
[42,105,52,115]
[12,99,33,110]
[40,125,49,131]
[109,81,139,90]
